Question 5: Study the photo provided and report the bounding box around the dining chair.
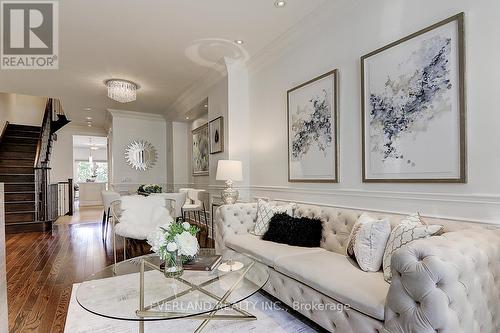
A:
[111,195,176,268]
[181,189,208,243]
[152,192,186,218]
[101,190,121,242]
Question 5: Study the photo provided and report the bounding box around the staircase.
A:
[0,98,70,233]
[0,124,46,232]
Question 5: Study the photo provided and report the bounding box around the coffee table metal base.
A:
[135,259,257,333]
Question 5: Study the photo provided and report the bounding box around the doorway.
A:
[72,135,108,213]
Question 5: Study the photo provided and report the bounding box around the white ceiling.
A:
[0,0,326,127]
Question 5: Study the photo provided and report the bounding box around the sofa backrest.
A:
[293,203,488,255]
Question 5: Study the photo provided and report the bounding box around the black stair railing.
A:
[34,98,71,224]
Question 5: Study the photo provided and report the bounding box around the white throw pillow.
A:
[252,199,294,236]
[350,213,391,272]
[382,213,443,282]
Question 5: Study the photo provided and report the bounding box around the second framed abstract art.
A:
[361,13,466,183]
[287,69,339,183]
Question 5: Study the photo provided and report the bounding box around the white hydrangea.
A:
[147,226,167,253]
[166,242,178,252]
[175,231,199,257]
[182,222,191,230]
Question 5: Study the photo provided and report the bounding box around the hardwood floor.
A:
[5,208,214,333]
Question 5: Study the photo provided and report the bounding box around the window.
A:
[75,161,108,183]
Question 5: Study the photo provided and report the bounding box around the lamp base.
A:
[221,181,239,204]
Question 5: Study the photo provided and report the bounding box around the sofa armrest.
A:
[384,228,500,333]
[215,203,257,254]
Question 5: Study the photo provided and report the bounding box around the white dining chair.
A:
[181,189,208,243]
[111,195,176,268]
[101,190,121,242]
[152,192,186,218]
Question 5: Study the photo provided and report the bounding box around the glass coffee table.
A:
[76,250,269,333]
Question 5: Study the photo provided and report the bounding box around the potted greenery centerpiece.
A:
[147,219,199,278]
[137,184,162,196]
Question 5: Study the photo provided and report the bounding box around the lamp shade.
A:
[216,160,243,181]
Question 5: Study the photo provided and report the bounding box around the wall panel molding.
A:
[249,185,500,225]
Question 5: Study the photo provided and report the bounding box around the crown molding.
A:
[107,109,166,121]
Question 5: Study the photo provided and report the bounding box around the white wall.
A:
[50,124,107,183]
[170,122,189,187]
[0,184,7,333]
[109,110,167,192]
[246,0,500,223]
[0,93,45,126]
[167,73,230,198]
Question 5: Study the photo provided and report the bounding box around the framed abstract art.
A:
[287,69,339,183]
[361,13,466,183]
[209,116,224,154]
[192,123,209,176]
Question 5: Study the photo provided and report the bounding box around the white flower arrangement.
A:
[147,219,200,263]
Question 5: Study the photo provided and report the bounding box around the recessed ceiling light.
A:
[90,146,99,150]
[85,116,92,120]
[204,104,208,108]
[275,0,286,8]
[234,40,244,45]
[84,107,92,111]
[87,123,92,127]
[185,117,190,120]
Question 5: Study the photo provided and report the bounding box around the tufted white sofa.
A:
[215,202,500,333]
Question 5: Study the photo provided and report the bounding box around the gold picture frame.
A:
[192,123,209,176]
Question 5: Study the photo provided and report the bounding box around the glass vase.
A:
[163,250,183,278]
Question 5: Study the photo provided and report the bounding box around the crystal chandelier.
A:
[105,79,138,103]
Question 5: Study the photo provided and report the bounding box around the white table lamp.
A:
[216,160,243,204]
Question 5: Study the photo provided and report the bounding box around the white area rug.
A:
[65,284,320,333]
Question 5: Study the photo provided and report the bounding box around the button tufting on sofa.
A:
[216,202,500,333]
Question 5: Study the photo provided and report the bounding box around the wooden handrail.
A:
[0,121,9,147]
[34,98,52,168]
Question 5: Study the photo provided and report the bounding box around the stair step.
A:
[0,174,35,182]
[7,124,41,132]
[0,166,34,174]
[4,183,35,192]
[5,211,36,223]
[3,136,39,145]
[0,144,37,153]
[5,202,36,212]
[0,151,35,159]
[5,192,35,201]
[0,158,33,167]
[4,129,40,138]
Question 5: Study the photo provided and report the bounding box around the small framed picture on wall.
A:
[287,69,339,183]
[192,123,209,176]
[209,116,224,154]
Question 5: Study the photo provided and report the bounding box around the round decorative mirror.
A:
[125,140,157,171]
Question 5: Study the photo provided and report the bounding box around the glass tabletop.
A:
[76,249,269,321]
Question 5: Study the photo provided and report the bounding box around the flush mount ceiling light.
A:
[104,79,139,103]
[275,0,286,8]
[234,40,244,45]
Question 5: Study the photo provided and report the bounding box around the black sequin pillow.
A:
[262,213,323,247]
